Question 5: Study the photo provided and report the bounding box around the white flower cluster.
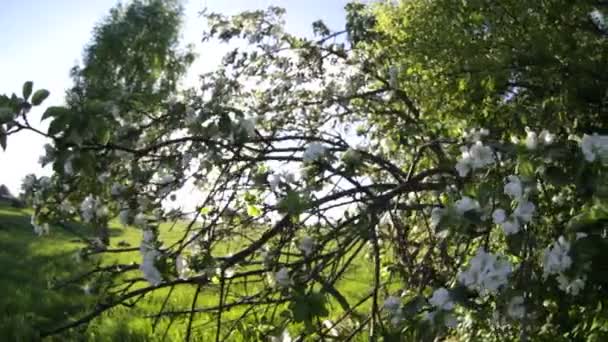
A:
[542,238,570,275]
[31,215,49,236]
[64,157,74,176]
[455,141,495,177]
[455,196,480,215]
[302,143,327,163]
[462,128,489,143]
[493,175,535,235]
[298,236,315,256]
[425,288,459,328]
[542,236,585,295]
[80,195,108,223]
[110,182,125,197]
[524,129,555,150]
[273,267,292,288]
[58,200,75,214]
[581,134,608,162]
[507,296,525,319]
[139,230,162,286]
[383,296,404,326]
[268,171,296,192]
[458,248,512,295]
[429,287,454,311]
[175,254,190,280]
[269,330,292,342]
[590,9,607,30]
[430,207,445,229]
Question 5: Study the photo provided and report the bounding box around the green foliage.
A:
[22,81,33,100]
[31,89,50,106]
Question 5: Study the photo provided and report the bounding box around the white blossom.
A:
[514,200,535,223]
[176,254,189,279]
[458,248,512,295]
[80,195,99,223]
[504,175,523,200]
[269,330,292,342]
[383,296,401,314]
[525,130,538,150]
[455,141,494,177]
[303,143,327,162]
[542,236,572,277]
[64,158,74,175]
[429,287,454,311]
[430,207,445,229]
[31,215,50,236]
[111,183,124,196]
[322,320,340,338]
[82,283,92,295]
[140,252,162,285]
[551,193,565,205]
[539,130,555,145]
[507,296,525,319]
[134,213,147,228]
[581,134,608,162]
[95,205,108,218]
[501,219,520,235]
[268,174,282,192]
[298,236,315,256]
[455,196,480,215]
[591,9,607,30]
[58,200,74,214]
[140,230,162,285]
[557,274,586,296]
[274,267,292,288]
[492,209,506,224]
[463,128,490,142]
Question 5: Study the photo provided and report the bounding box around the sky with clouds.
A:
[0,0,350,195]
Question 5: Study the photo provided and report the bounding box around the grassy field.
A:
[0,203,375,341]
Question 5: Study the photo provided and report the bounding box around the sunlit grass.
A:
[0,204,376,341]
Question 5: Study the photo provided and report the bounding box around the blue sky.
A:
[0,0,350,194]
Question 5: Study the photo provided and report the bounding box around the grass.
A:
[0,203,376,341]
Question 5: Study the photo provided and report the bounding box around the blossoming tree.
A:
[1,0,607,340]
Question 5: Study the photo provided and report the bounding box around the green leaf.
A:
[22,81,33,100]
[517,159,536,178]
[0,107,13,123]
[31,89,50,106]
[246,204,262,217]
[48,115,69,136]
[278,191,308,216]
[506,232,525,256]
[544,166,570,186]
[41,106,69,121]
[0,125,6,150]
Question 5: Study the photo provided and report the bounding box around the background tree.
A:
[0,1,607,341]
[37,0,194,245]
